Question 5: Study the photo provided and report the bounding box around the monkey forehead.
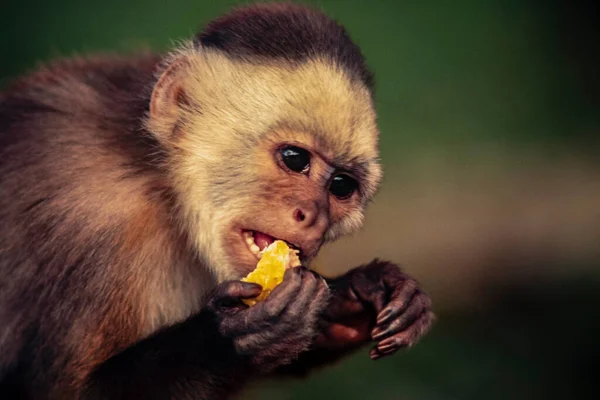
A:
[196,2,374,91]
[179,48,380,171]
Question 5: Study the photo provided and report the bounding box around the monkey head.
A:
[145,4,382,281]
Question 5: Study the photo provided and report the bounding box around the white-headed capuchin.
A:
[0,3,434,399]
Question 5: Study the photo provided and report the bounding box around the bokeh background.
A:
[2,0,599,399]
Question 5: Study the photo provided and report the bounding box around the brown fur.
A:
[197,2,374,89]
[0,3,382,398]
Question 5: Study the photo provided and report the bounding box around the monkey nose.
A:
[292,200,320,228]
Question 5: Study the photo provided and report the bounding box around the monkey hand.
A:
[207,267,330,373]
[319,260,434,360]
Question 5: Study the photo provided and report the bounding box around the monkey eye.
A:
[330,174,358,200]
[280,146,310,174]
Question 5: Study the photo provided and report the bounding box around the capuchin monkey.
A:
[0,3,433,399]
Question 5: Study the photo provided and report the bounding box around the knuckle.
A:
[302,268,317,282]
[221,280,237,289]
[422,294,433,310]
[403,278,419,292]
[304,276,319,291]
[282,271,302,288]
[383,267,409,287]
[383,336,401,348]
[318,275,329,289]
[390,295,407,310]
[291,266,303,278]
[279,275,296,289]
[389,317,402,331]
[407,274,419,285]
[316,285,331,302]
[424,311,436,328]
[283,267,296,280]
[414,291,432,309]
[263,300,283,318]
[393,336,405,346]
[397,332,414,347]
[218,280,239,296]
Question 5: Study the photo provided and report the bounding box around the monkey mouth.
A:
[241,230,301,259]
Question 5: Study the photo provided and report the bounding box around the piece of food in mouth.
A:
[241,240,301,306]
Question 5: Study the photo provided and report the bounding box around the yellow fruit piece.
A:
[241,240,300,306]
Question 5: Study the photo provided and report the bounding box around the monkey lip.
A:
[241,230,301,259]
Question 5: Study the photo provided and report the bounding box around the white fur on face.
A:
[147,43,381,280]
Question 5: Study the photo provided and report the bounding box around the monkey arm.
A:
[81,311,252,400]
[82,272,329,399]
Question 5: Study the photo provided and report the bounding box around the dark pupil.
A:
[330,174,357,199]
[281,146,310,173]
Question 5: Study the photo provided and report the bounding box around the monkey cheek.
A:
[220,231,258,277]
[220,249,254,280]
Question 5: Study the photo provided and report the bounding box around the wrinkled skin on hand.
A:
[208,260,433,378]
[318,260,435,359]
[207,267,330,372]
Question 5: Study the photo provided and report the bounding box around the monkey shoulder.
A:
[1,54,161,134]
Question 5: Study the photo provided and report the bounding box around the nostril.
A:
[294,209,306,222]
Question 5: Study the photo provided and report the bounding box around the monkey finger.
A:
[285,268,321,316]
[376,280,419,325]
[261,267,303,317]
[369,347,379,359]
[235,269,310,332]
[236,319,309,354]
[375,311,435,352]
[306,273,331,314]
[374,343,401,358]
[369,347,389,360]
[372,292,430,341]
[234,329,279,354]
[210,281,263,308]
[351,275,387,312]
[221,280,264,299]
[220,303,284,336]
[354,260,403,312]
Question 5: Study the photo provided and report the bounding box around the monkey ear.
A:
[148,57,193,140]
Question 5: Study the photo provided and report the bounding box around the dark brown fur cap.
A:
[195,2,374,90]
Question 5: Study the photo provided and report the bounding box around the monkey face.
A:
[218,127,374,277]
[147,49,382,280]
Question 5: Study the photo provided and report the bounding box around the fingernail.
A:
[378,343,394,352]
[372,328,388,340]
[377,309,391,323]
[378,336,394,347]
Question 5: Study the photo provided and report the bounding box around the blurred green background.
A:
[2,1,599,399]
